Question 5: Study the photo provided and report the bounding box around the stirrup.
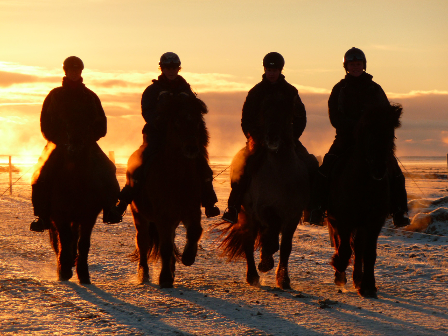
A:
[205,205,220,218]
[30,218,51,232]
[393,211,410,228]
[222,206,239,224]
[103,202,127,224]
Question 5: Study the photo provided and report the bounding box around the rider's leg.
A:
[197,157,220,218]
[294,140,319,222]
[308,153,339,225]
[222,148,263,223]
[106,134,159,223]
[389,158,410,228]
[30,149,59,232]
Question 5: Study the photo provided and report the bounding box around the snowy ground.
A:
[0,157,447,335]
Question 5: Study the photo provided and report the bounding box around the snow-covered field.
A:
[0,156,447,335]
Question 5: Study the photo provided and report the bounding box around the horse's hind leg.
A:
[75,219,95,284]
[181,211,202,267]
[358,225,382,298]
[54,220,74,281]
[330,224,351,286]
[276,222,298,290]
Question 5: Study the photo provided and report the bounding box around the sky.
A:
[1,0,447,162]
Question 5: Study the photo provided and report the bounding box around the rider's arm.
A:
[40,89,60,143]
[292,94,307,139]
[241,89,258,139]
[328,81,343,130]
[90,91,107,141]
[141,82,161,124]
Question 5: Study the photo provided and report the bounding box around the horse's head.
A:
[161,93,209,159]
[258,94,294,152]
[354,102,402,180]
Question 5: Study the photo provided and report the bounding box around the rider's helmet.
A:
[63,56,84,71]
[263,52,285,70]
[343,47,366,71]
[159,52,181,67]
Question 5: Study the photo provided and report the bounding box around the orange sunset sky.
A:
[1,0,447,162]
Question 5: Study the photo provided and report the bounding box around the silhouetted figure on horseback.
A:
[30,56,119,232]
[111,52,219,221]
[309,47,410,228]
[222,52,318,223]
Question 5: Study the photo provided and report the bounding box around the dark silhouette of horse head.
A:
[354,102,403,180]
[259,94,294,152]
[160,93,209,160]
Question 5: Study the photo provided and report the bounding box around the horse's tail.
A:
[215,210,261,261]
[130,222,180,262]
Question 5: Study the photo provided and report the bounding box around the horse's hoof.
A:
[246,275,260,287]
[182,243,197,266]
[159,282,174,289]
[258,256,274,273]
[359,288,378,299]
[277,279,291,290]
[138,268,150,283]
[79,278,91,285]
[58,269,73,281]
[334,271,347,286]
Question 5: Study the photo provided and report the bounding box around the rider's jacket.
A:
[241,73,307,141]
[141,74,195,134]
[40,77,107,145]
[328,72,389,140]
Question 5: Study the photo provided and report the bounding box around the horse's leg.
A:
[54,219,74,281]
[75,218,96,285]
[330,223,351,286]
[244,231,260,287]
[49,225,59,257]
[258,211,281,273]
[358,224,382,298]
[352,229,364,290]
[133,209,151,283]
[276,222,299,290]
[181,210,202,267]
[158,221,177,288]
[71,223,79,268]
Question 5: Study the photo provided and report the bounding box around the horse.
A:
[42,138,119,284]
[219,94,310,289]
[129,93,210,288]
[326,102,403,298]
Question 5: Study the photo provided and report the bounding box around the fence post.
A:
[9,156,12,195]
[109,151,115,165]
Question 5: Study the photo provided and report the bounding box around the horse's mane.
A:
[157,94,210,160]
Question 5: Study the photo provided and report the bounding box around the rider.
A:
[309,47,410,228]
[222,52,317,224]
[30,56,119,232]
[110,52,220,220]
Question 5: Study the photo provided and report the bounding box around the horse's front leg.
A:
[358,224,382,298]
[133,209,151,283]
[258,222,281,273]
[181,210,202,267]
[158,221,177,288]
[276,222,298,290]
[75,217,96,284]
[330,222,351,287]
[54,219,74,281]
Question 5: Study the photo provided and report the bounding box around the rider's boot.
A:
[202,178,220,217]
[390,172,410,228]
[222,181,244,224]
[308,153,338,226]
[103,184,135,224]
[30,217,51,232]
